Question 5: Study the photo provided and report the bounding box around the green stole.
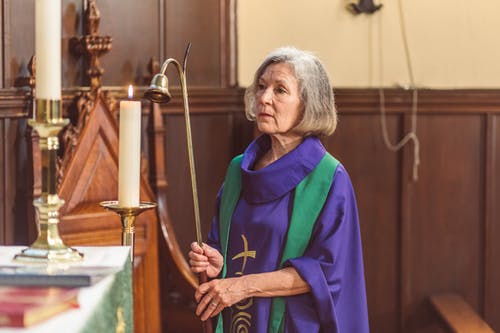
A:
[215,152,339,333]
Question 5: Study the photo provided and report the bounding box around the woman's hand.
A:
[194,267,310,321]
[194,277,248,321]
[188,242,224,278]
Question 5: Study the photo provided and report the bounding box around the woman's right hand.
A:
[188,242,224,278]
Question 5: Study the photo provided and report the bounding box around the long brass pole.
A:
[176,62,203,249]
[175,60,213,333]
[145,44,213,333]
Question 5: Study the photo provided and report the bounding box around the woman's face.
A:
[255,63,303,138]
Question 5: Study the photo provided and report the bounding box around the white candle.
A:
[118,85,141,207]
[35,0,61,100]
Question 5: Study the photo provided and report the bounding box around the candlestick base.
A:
[99,201,157,262]
[14,196,84,263]
[13,247,84,263]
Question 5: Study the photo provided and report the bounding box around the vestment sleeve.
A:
[284,165,369,333]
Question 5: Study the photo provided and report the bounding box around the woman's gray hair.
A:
[244,46,337,137]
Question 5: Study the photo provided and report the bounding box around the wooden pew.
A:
[429,294,495,333]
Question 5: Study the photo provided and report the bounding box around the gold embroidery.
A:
[231,234,256,276]
[116,306,125,333]
[230,235,256,332]
[235,297,253,311]
[230,310,251,333]
[231,298,253,333]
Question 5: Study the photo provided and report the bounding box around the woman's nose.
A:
[259,87,272,104]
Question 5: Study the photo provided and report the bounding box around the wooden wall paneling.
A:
[134,208,161,333]
[165,0,222,86]
[62,0,83,88]
[161,112,234,333]
[2,118,15,244]
[193,114,235,238]
[133,251,147,333]
[163,113,194,256]
[484,114,499,332]
[158,0,166,62]
[0,91,34,246]
[164,112,235,255]
[11,118,33,245]
[2,117,32,245]
[403,115,484,332]
[158,86,247,256]
[230,109,255,156]
[324,112,402,333]
[400,105,415,333]
[0,0,4,86]
[0,119,4,243]
[144,100,193,333]
[219,0,237,87]
[5,0,34,89]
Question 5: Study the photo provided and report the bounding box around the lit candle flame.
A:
[128,85,134,99]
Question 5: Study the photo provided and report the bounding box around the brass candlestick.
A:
[14,100,84,263]
[99,201,157,261]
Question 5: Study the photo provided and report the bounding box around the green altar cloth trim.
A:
[216,153,339,333]
[80,251,133,333]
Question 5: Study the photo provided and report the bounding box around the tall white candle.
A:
[118,85,141,207]
[35,0,61,100]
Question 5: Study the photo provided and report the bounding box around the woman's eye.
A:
[275,87,286,94]
[257,83,265,90]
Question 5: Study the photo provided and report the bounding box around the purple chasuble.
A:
[208,135,369,333]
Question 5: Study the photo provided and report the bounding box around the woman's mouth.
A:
[258,112,272,118]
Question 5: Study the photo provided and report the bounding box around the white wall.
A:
[238,0,500,88]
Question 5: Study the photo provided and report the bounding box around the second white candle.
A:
[118,85,141,207]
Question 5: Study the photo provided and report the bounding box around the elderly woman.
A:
[189,47,369,333]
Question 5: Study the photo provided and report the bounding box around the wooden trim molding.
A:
[0,89,31,118]
[2,88,500,120]
[152,86,245,114]
[335,89,500,114]
[219,0,238,87]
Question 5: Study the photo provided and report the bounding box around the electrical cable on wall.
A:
[378,0,420,181]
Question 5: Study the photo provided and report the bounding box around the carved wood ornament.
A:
[61,0,116,187]
[70,0,112,92]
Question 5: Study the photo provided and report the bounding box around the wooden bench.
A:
[429,294,495,333]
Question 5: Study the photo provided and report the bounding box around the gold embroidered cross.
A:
[231,234,256,276]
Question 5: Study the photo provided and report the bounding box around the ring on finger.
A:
[211,302,218,307]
